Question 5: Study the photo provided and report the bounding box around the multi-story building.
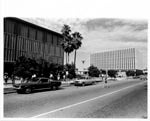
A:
[4,17,64,73]
[90,48,144,71]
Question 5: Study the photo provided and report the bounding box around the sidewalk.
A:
[3,83,16,94]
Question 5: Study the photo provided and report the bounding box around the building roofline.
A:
[4,17,62,37]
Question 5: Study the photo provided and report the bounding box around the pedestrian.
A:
[63,74,66,81]
[4,73,8,85]
[101,74,104,81]
[104,75,108,88]
[11,74,15,85]
[50,73,53,79]
[57,74,60,81]
[32,74,36,78]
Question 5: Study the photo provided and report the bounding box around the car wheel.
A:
[25,88,32,94]
[82,83,85,86]
[50,86,53,90]
[17,90,22,94]
[55,86,59,90]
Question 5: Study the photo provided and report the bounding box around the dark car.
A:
[13,77,61,94]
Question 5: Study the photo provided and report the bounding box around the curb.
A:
[4,88,16,94]
[4,83,72,94]
[4,79,132,94]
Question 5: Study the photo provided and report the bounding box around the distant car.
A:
[13,77,61,94]
[140,75,147,80]
[74,77,95,86]
[133,76,140,79]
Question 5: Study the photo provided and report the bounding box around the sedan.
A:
[74,78,95,86]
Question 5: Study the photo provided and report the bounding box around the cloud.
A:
[83,18,147,32]
[21,18,148,69]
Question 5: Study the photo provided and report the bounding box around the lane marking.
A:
[31,81,146,118]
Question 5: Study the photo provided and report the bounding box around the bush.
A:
[108,70,117,78]
[14,56,39,79]
[88,65,100,77]
[126,70,135,77]
[13,56,65,80]
[65,63,76,79]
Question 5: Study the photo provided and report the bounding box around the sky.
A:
[23,18,148,70]
[0,0,149,120]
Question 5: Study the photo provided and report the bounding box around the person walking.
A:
[57,74,60,81]
[32,74,36,78]
[104,74,108,88]
[63,74,66,81]
[49,73,53,79]
[4,73,8,85]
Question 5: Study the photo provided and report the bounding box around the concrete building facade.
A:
[4,17,64,73]
[90,48,144,71]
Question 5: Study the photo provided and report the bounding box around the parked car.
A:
[133,76,140,79]
[13,77,61,94]
[74,77,95,86]
[140,75,147,80]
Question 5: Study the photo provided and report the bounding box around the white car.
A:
[74,78,95,86]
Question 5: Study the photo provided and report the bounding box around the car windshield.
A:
[30,78,39,82]
[21,78,39,83]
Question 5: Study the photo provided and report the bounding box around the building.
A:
[4,17,64,74]
[90,48,144,71]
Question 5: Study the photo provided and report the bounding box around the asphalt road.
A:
[4,79,147,118]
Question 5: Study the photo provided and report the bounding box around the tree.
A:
[135,69,143,76]
[48,63,64,80]
[61,24,74,64]
[126,70,135,77]
[65,63,76,79]
[72,32,83,69]
[36,58,50,77]
[13,56,38,79]
[108,70,117,78]
[88,65,100,77]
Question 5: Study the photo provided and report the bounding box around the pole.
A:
[82,60,85,75]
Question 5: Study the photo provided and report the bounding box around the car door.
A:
[39,78,49,89]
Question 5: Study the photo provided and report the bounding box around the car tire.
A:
[25,88,32,94]
[17,90,22,94]
[82,83,85,86]
[50,86,53,90]
[55,86,59,90]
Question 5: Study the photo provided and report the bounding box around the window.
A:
[37,30,43,41]
[47,33,52,44]
[20,24,28,37]
[57,37,62,46]
[56,47,60,56]
[53,35,57,45]
[29,27,36,40]
[50,46,54,56]
[40,79,48,83]
[5,20,15,33]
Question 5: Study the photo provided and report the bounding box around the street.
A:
[4,79,147,118]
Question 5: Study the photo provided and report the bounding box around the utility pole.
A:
[82,60,85,75]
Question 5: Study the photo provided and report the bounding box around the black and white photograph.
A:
[0,0,149,120]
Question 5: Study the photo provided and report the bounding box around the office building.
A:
[4,17,64,73]
[90,48,144,70]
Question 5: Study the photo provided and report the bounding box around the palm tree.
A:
[61,25,74,64]
[72,32,83,69]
